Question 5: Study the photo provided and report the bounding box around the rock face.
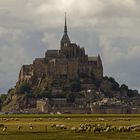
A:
[17,16,103,93]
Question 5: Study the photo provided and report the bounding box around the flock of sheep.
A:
[51,123,140,133]
[0,117,140,133]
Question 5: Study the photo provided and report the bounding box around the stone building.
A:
[37,98,90,114]
[18,15,103,90]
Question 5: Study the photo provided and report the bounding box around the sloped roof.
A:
[88,56,98,61]
[46,50,60,57]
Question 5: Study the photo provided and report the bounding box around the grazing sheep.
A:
[71,127,77,132]
[93,126,102,133]
[132,127,140,132]
[60,124,67,130]
[15,118,19,121]
[86,126,92,132]
[2,126,7,132]
[39,118,43,121]
[77,127,84,133]
[51,124,56,128]
[33,118,37,122]
[17,125,23,131]
[117,126,124,132]
[105,126,111,132]
[55,124,61,129]
[29,123,33,130]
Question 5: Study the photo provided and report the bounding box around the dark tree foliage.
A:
[8,88,14,94]
[66,92,75,103]
[70,79,81,92]
[79,73,89,78]
[18,82,31,94]
[0,94,7,104]
[35,90,52,99]
[120,84,128,92]
[103,76,120,91]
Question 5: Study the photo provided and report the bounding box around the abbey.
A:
[19,15,103,89]
[3,16,140,114]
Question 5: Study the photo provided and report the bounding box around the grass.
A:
[1,114,140,118]
[0,114,140,140]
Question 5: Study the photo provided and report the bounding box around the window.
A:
[64,43,67,47]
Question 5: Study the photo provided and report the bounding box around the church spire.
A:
[61,13,71,48]
[64,12,67,34]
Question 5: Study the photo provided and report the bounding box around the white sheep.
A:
[2,126,7,132]
[29,123,33,130]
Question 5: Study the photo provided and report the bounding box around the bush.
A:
[70,80,81,92]
[0,94,7,104]
[35,90,52,99]
[18,82,31,94]
[103,76,120,91]
[66,92,75,103]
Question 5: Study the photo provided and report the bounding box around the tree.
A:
[18,82,31,94]
[8,88,14,94]
[0,94,7,104]
[103,76,120,91]
[66,92,75,103]
[70,79,81,92]
[120,84,128,91]
[35,90,52,99]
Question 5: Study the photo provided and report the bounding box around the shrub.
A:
[18,82,31,94]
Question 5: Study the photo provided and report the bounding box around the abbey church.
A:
[19,15,103,89]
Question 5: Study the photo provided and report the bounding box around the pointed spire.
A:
[64,12,67,34]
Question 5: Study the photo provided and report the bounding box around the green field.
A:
[0,114,140,140]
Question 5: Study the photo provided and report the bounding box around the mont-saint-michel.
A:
[0,15,140,114]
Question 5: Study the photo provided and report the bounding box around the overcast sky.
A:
[0,0,140,93]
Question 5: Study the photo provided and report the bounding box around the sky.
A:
[0,0,140,93]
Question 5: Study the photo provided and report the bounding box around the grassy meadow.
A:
[0,114,140,140]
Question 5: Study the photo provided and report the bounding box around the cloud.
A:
[0,0,140,93]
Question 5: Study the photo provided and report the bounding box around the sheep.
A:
[55,124,61,129]
[60,124,67,130]
[92,125,103,133]
[117,126,124,132]
[77,127,85,133]
[132,127,140,132]
[51,124,56,128]
[71,127,77,132]
[29,123,33,130]
[86,126,92,132]
[67,118,70,120]
[33,118,37,122]
[17,125,23,131]
[14,118,19,121]
[39,118,43,121]
[2,126,7,132]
